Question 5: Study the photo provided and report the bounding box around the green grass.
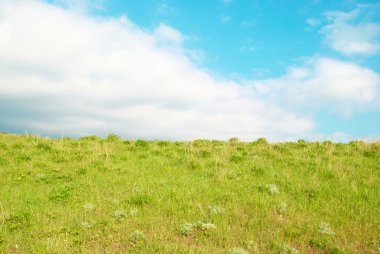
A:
[0,133,379,253]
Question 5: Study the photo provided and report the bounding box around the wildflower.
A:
[179,221,217,236]
[319,221,335,236]
[113,210,126,219]
[228,247,249,254]
[83,203,95,210]
[129,230,145,244]
[180,223,194,236]
[245,240,258,251]
[80,220,94,229]
[45,237,56,247]
[278,244,299,254]
[277,202,287,215]
[208,205,226,215]
[266,184,279,194]
[197,221,217,230]
[130,208,138,217]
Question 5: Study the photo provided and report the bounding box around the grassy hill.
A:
[0,133,379,253]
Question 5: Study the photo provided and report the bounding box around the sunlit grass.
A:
[0,133,379,253]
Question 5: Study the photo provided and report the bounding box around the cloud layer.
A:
[320,5,380,56]
[0,1,379,140]
[0,0,315,140]
[251,57,380,116]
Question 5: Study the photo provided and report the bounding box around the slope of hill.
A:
[0,133,379,253]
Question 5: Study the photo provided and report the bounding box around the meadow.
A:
[0,133,379,253]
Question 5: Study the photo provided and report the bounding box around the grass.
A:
[0,133,379,253]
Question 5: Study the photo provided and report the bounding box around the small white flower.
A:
[180,221,217,236]
[130,208,138,217]
[245,240,258,251]
[83,203,95,210]
[113,210,126,219]
[80,221,94,228]
[197,222,217,230]
[180,223,194,236]
[277,202,287,214]
[278,244,299,254]
[319,221,335,236]
[129,230,145,244]
[45,237,54,247]
[267,184,279,194]
[228,247,249,254]
[208,205,226,215]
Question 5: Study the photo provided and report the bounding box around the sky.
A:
[0,0,379,141]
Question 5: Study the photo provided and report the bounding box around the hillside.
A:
[0,133,379,253]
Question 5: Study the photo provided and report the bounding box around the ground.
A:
[0,133,379,253]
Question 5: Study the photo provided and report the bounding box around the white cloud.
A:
[154,23,184,46]
[239,38,257,53]
[251,68,271,78]
[157,2,175,15]
[239,46,256,52]
[303,132,354,143]
[251,57,380,116]
[0,0,314,140]
[222,0,233,5]
[221,15,231,24]
[50,0,106,12]
[320,5,380,56]
[306,18,321,27]
[241,20,255,28]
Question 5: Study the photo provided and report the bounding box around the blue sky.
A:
[100,0,380,75]
[0,0,379,141]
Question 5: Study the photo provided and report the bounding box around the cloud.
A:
[303,132,354,143]
[221,15,231,24]
[251,68,271,78]
[222,0,233,5]
[306,18,321,27]
[50,0,106,12]
[156,2,175,15]
[320,5,380,56]
[0,0,314,140]
[154,23,184,46]
[239,38,257,53]
[251,57,380,116]
[241,20,255,28]
[239,46,256,52]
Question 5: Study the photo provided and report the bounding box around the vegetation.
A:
[0,133,379,253]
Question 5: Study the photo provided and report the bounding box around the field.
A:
[0,133,379,253]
